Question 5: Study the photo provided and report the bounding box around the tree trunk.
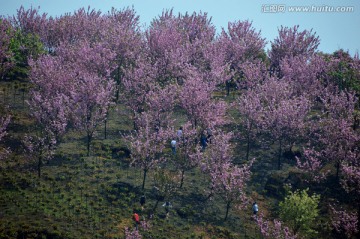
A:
[203,188,214,202]
[353,115,359,130]
[87,133,92,157]
[336,161,340,181]
[246,123,253,161]
[224,201,231,221]
[3,88,6,103]
[180,169,185,188]
[13,84,16,103]
[148,198,161,219]
[152,199,160,214]
[226,81,230,96]
[133,112,137,130]
[246,133,250,161]
[357,202,360,238]
[278,139,282,170]
[115,67,120,102]
[142,169,148,190]
[22,89,25,107]
[104,119,107,140]
[38,156,42,178]
[289,142,294,154]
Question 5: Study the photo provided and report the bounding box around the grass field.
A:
[0,83,334,239]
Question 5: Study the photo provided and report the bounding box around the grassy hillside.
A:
[0,82,340,239]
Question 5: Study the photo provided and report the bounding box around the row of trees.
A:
[1,5,359,238]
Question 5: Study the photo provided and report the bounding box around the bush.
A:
[279,188,320,237]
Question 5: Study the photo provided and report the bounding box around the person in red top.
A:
[132,209,140,230]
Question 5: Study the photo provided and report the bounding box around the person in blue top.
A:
[200,130,208,151]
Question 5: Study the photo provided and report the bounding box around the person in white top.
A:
[252,202,259,216]
[177,127,183,139]
[171,139,176,155]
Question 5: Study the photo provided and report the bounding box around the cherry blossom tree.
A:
[152,168,180,212]
[255,77,310,169]
[200,132,253,220]
[28,54,72,140]
[199,132,232,172]
[29,40,116,156]
[217,20,266,94]
[126,113,170,190]
[103,7,142,101]
[27,47,74,177]
[296,87,360,237]
[330,204,358,238]
[236,59,268,90]
[280,54,328,99]
[256,213,297,239]
[236,85,263,161]
[222,20,266,62]
[179,70,226,129]
[63,41,116,156]
[145,84,178,130]
[211,161,253,221]
[146,10,219,88]
[50,7,104,46]
[122,57,156,129]
[179,12,218,81]
[124,215,151,238]
[10,5,48,38]
[124,227,142,239]
[297,89,358,180]
[146,10,187,85]
[172,122,201,188]
[269,25,320,76]
[72,72,116,156]
[23,133,56,178]
[198,133,232,202]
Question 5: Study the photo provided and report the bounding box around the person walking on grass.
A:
[206,128,213,144]
[252,202,259,217]
[177,126,183,139]
[171,139,177,155]
[140,194,146,210]
[132,209,140,230]
[200,130,208,151]
[162,201,172,218]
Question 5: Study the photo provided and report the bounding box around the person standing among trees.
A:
[171,139,177,155]
[252,202,259,216]
[132,209,140,230]
[200,130,208,151]
[177,126,183,139]
[140,194,146,210]
[162,201,172,218]
[206,128,213,144]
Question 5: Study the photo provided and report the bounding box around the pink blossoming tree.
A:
[200,132,253,220]
[269,25,320,76]
[126,113,170,190]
